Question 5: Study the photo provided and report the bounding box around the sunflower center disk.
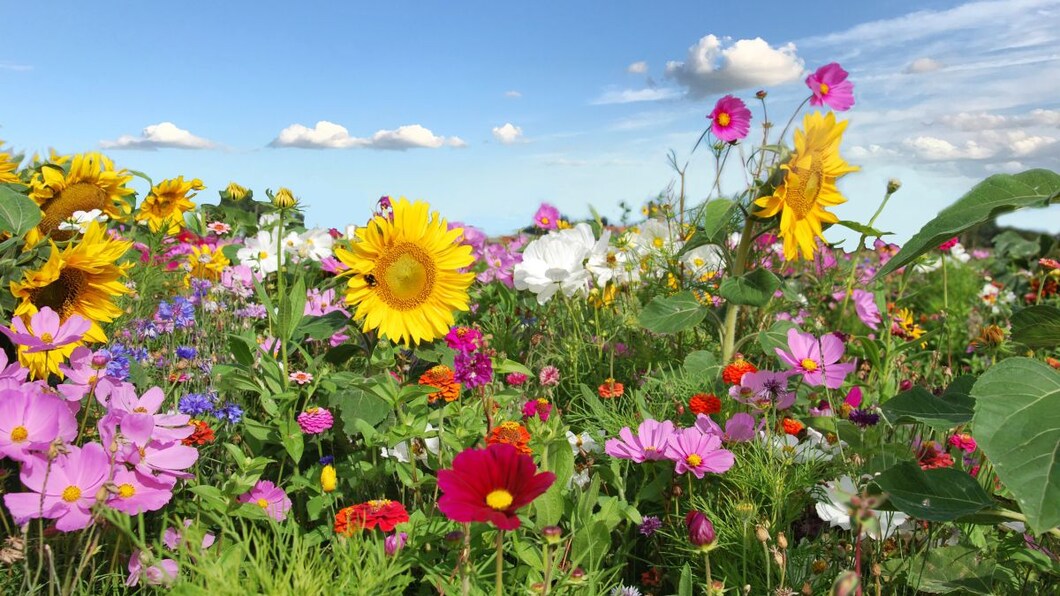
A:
[785,161,824,218]
[40,182,109,237]
[485,489,513,510]
[375,243,437,311]
[31,268,88,319]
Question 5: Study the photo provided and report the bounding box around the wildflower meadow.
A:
[1,60,1059,596]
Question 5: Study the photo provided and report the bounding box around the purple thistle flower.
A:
[638,515,662,537]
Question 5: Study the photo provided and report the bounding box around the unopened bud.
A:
[776,532,788,550]
[271,187,298,209]
[831,570,860,596]
[887,178,902,194]
[443,530,463,546]
[771,546,785,567]
[569,567,587,584]
[755,90,767,100]
[755,525,770,543]
[542,525,563,545]
[802,582,814,596]
[871,563,881,577]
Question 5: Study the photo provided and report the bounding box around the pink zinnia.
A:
[206,222,231,235]
[806,63,855,111]
[708,95,752,142]
[0,387,77,463]
[437,443,556,530]
[938,237,959,251]
[289,371,314,385]
[445,326,482,354]
[533,203,560,230]
[948,433,977,453]
[4,443,111,532]
[297,407,334,434]
[1,307,90,353]
[664,428,735,479]
[539,365,560,387]
[522,398,552,422]
[775,328,855,389]
[505,372,528,386]
[605,419,675,463]
[238,480,292,521]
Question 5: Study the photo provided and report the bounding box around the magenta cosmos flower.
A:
[664,428,735,479]
[533,203,561,230]
[296,407,334,434]
[833,289,881,330]
[107,468,174,514]
[729,370,797,410]
[238,480,291,521]
[708,95,752,142]
[1,307,90,353]
[437,443,556,530]
[109,385,193,447]
[806,63,854,111]
[775,328,855,389]
[0,387,77,463]
[4,443,111,531]
[57,347,123,403]
[605,419,675,463]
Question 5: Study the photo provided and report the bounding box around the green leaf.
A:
[293,311,348,341]
[971,357,1060,534]
[875,462,993,521]
[0,185,42,236]
[758,320,798,355]
[836,220,891,237]
[279,275,307,341]
[901,545,996,594]
[639,291,707,334]
[227,335,256,368]
[494,358,533,376]
[328,388,391,437]
[1010,305,1060,350]
[678,563,693,596]
[992,230,1041,260]
[718,268,781,307]
[880,387,974,430]
[278,417,304,464]
[683,351,719,378]
[876,169,1060,278]
[679,199,735,256]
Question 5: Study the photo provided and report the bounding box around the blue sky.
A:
[2,0,1058,242]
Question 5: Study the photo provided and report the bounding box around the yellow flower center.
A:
[643,445,657,453]
[819,82,830,95]
[10,426,28,442]
[540,216,550,225]
[29,268,88,319]
[485,489,514,510]
[61,486,82,503]
[717,112,731,127]
[256,498,270,509]
[118,483,136,498]
[373,242,437,311]
[39,182,109,239]
[652,237,665,249]
[258,251,270,260]
[40,332,54,343]
[800,358,819,372]
[685,453,703,467]
[133,406,148,413]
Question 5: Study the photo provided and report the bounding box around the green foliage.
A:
[874,462,993,521]
[639,291,708,334]
[1010,305,1060,350]
[0,184,42,235]
[719,268,781,307]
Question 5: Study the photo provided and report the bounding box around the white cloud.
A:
[269,121,462,150]
[903,136,995,160]
[100,122,215,150]
[504,90,522,98]
[627,61,648,74]
[591,87,681,105]
[664,35,804,97]
[492,123,523,145]
[848,144,901,159]
[1030,108,1060,127]
[905,58,942,73]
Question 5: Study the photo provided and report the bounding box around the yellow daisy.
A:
[26,152,134,245]
[754,111,858,260]
[334,198,475,345]
[186,244,230,284]
[0,140,20,184]
[137,176,204,235]
[10,221,133,344]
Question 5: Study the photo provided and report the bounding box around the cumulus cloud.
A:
[627,60,648,74]
[269,121,462,150]
[491,123,523,145]
[591,87,681,105]
[903,136,995,160]
[100,122,215,150]
[664,35,804,97]
[504,90,522,98]
[904,57,942,73]
[847,144,901,160]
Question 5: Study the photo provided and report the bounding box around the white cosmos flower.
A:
[815,475,909,539]
[631,218,683,256]
[514,223,610,304]
[681,244,725,278]
[380,424,440,464]
[566,430,604,455]
[297,228,334,262]
[236,230,282,274]
[57,209,108,234]
[766,428,844,464]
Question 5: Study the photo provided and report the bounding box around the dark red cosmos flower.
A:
[437,443,555,531]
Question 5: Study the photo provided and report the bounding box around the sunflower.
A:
[335,198,475,345]
[754,111,858,260]
[0,140,20,184]
[10,221,133,344]
[26,153,134,245]
[137,176,204,235]
[186,244,230,284]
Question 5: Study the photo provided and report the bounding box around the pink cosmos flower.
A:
[533,203,560,230]
[605,419,675,463]
[126,550,179,587]
[115,435,198,483]
[57,347,122,403]
[0,387,77,463]
[163,519,216,550]
[806,63,855,111]
[238,480,291,521]
[844,386,864,409]
[539,365,561,387]
[106,468,174,514]
[108,385,194,447]
[296,407,334,434]
[723,413,757,443]
[1,308,90,353]
[693,414,723,437]
[437,443,555,530]
[4,443,111,531]
[708,95,752,142]
[729,370,796,410]
[775,328,855,389]
[833,289,882,330]
[320,255,350,274]
[0,348,27,382]
[664,428,735,479]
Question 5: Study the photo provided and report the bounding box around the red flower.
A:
[598,378,624,399]
[781,418,805,436]
[688,393,721,416]
[917,441,955,470]
[181,420,215,446]
[722,357,757,385]
[437,443,556,530]
[334,499,410,535]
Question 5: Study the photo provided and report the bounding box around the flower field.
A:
[1,63,1059,595]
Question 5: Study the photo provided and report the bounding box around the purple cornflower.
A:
[639,515,662,537]
[178,393,215,417]
[213,403,244,425]
[156,297,195,329]
[175,346,197,360]
[319,455,335,465]
[454,351,493,388]
[849,408,880,428]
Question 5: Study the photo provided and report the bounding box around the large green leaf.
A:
[880,386,974,430]
[639,291,707,334]
[0,185,42,236]
[1010,305,1060,350]
[718,268,781,307]
[971,358,1060,534]
[875,169,1060,278]
[874,462,993,521]
[678,199,735,256]
[900,545,996,594]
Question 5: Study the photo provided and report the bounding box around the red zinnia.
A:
[688,393,721,416]
[722,357,757,385]
[781,418,805,436]
[917,441,955,470]
[598,378,624,399]
[334,499,410,535]
[437,443,556,530]
[182,420,215,446]
[486,421,532,455]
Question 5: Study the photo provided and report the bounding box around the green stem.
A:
[721,215,756,363]
[704,551,713,593]
[276,208,290,388]
[495,531,505,596]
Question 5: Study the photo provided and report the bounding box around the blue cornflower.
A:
[176,346,197,360]
[172,297,196,328]
[179,393,215,417]
[214,402,244,425]
[319,455,335,465]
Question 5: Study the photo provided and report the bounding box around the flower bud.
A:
[225,182,250,201]
[384,532,407,556]
[755,90,767,99]
[685,511,717,552]
[755,524,770,543]
[569,567,587,584]
[978,324,1005,348]
[887,178,902,194]
[735,502,756,519]
[776,532,788,550]
[831,570,860,596]
[542,525,563,545]
[899,379,913,392]
[443,530,464,546]
[271,187,298,209]
[320,464,337,493]
[91,352,111,369]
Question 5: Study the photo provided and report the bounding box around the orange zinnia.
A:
[722,356,757,385]
[598,378,624,399]
[419,364,461,403]
[688,393,721,416]
[486,421,532,455]
[781,418,805,436]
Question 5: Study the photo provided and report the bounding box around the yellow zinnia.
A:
[137,176,204,235]
[25,152,134,245]
[754,111,858,261]
[0,140,20,184]
[10,221,133,344]
[335,198,475,345]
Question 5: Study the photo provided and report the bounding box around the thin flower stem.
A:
[495,531,505,596]
[721,215,756,363]
[704,551,713,591]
